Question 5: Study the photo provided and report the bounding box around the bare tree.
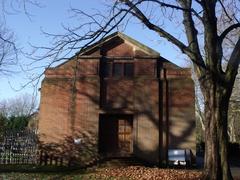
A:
[30,0,240,179]
[228,67,240,143]
[220,22,240,143]
[194,8,240,144]
[0,93,37,131]
[0,0,40,75]
[0,93,37,117]
[0,24,18,75]
[194,67,240,144]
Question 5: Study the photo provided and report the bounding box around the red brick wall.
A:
[168,78,196,154]
[78,60,99,76]
[39,78,72,143]
[39,59,100,165]
[133,79,160,163]
[135,60,156,76]
[38,38,195,165]
[106,42,134,56]
[104,79,134,110]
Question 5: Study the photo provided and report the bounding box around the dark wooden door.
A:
[118,118,133,154]
[99,114,133,155]
[99,116,118,154]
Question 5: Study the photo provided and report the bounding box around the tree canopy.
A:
[0,93,37,131]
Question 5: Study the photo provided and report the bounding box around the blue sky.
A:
[0,0,187,103]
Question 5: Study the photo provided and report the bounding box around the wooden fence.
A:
[39,151,70,166]
[0,129,38,164]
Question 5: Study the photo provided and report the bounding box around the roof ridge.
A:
[79,31,160,56]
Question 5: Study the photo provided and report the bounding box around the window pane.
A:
[113,63,123,77]
[124,63,134,77]
[102,63,112,77]
[104,62,112,77]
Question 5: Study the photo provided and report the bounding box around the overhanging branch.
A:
[219,23,240,43]
[178,0,205,77]
[225,37,240,82]
[121,0,206,74]
[121,0,191,55]
[142,0,203,21]
[218,0,234,22]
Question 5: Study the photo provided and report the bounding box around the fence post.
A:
[0,129,38,165]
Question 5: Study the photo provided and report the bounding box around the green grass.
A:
[0,172,100,180]
[0,165,102,180]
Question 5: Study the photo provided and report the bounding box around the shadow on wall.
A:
[40,64,195,165]
[39,131,99,167]
[168,110,195,149]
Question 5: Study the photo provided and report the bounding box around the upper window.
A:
[113,63,123,77]
[104,62,134,78]
[103,62,112,77]
[124,63,134,77]
[114,62,134,77]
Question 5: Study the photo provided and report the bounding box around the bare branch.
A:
[120,0,190,53]
[218,0,233,22]
[178,0,205,77]
[225,37,240,82]
[143,0,203,20]
[0,24,18,74]
[219,23,240,43]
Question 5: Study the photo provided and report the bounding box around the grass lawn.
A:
[0,165,99,180]
[0,172,93,180]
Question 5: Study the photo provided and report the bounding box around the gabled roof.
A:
[51,32,165,69]
[79,31,160,56]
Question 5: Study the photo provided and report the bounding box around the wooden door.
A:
[99,114,133,155]
[99,116,118,154]
[118,117,133,154]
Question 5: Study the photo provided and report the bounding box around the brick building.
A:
[38,32,195,166]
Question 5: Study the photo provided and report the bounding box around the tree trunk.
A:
[201,78,233,180]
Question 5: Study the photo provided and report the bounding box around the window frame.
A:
[104,61,134,78]
[124,63,134,77]
[113,62,124,77]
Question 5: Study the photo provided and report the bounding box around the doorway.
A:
[98,114,133,156]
